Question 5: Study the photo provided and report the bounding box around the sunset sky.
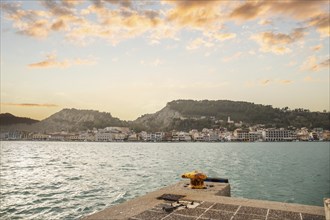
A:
[1,0,329,120]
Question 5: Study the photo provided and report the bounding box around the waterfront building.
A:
[32,133,50,141]
[163,132,173,141]
[127,133,138,141]
[7,131,23,140]
[296,127,310,141]
[49,133,66,141]
[312,128,324,141]
[208,132,219,141]
[6,131,30,140]
[0,132,9,140]
[113,133,126,141]
[95,131,113,142]
[233,129,250,141]
[139,131,148,141]
[322,130,330,141]
[67,134,81,141]
[79,132,95,141]
[191,132,204,141]
[145,133,154,141]
[248,131,263,142]
[178,132,191,141]
[171,133,179,141]
[155,132,165,142]
[265,128,295,141]
[235,129,263,142]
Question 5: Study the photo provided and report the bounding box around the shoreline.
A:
[1,139,329,143]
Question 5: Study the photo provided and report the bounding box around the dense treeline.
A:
[167,100,329,131]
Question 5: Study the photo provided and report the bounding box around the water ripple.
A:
[0,141,329,219]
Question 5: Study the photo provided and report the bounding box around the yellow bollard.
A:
[181,171,207,189]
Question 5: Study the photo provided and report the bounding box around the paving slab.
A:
[200,209,234,220]
[83,181,325,220]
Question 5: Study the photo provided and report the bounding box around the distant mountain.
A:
[132,105,183,131]
[1,100,329,133]
[34,108,128,132]
[132,100,330,131]
[0,113,39,126]
[0,109,128,132]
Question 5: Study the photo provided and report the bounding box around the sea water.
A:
[0,141,329,219]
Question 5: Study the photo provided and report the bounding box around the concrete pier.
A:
[83,181,325,220]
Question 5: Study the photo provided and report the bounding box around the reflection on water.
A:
[0,141,329,219]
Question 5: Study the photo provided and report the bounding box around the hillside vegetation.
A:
[0,113,39,126]
[38,108,128,132]
[134,100,329,131]
[1,100,329,132]
[0,109,128,132]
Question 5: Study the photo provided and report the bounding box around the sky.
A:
[1,0,329,121]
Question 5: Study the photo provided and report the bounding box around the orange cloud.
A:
[2,103,59,107]
[1,0,328,46]
[308,13,330,37]
[258,19,272,26]
[311,44,323,51]
[67,5,164,45]
[28,53,97,69]
[18,19,50,38]
[205,32,236,41]
[229,0,328,38]
[300,56,329,72]
[51,19,67,31]
[268,1,326,20]
[252,28,305,54]
[230,2,267,20]
[279,80,292,85]
[62,0,83,7]
[1,2,51,38]
[41,1,74,17]
[247,79,293,87]
[230,0,327,21]
[303,76,329,83]
[164,0,224,29]
[186,38,214,50]
[104,0,132,8]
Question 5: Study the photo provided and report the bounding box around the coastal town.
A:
[2,118,329,142]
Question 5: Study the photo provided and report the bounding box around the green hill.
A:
[133,100,329,131]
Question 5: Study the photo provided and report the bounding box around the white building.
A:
[227,116,234,124]
[128,133,138,141]
[139,131,148,141]
[95,131,112,142]
[79,132,95,141]
[233,129,248,141]
[265,129,295,141]
[155,132,165,142]
[32,133,50,140]
[234,129,263,142]
[113,133,126,141]
[178,132,191,141]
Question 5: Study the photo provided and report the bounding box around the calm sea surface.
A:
[0,141,329,219]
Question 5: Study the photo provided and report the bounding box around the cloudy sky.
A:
[1,0,329,120]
